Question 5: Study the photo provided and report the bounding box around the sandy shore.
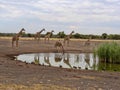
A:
[0,38,120,90]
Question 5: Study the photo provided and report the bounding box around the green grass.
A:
[94,42,120,64]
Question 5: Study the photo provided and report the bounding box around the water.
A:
[16,53,120,71]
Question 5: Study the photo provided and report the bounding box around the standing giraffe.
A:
[34,28,45,41]
[12,28,25,47]
[63,31,74,46]
[54,40,64,54]
[84,36,91,46]
[44,30,54,43]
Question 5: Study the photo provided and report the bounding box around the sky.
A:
[0,0,120,35]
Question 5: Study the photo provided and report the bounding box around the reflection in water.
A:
[84,53,90,70]
[34,54,40,64]
[44,53,51,66]
[17,53,120,71]
[54,53,62,62]
[63,53,72,68]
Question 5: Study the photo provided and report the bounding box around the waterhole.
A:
[16,53,120,71]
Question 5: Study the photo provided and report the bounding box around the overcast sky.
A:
[0,0,120,35]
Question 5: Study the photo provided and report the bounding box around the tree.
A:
[57,31,66,38]
[73,33,80,38]
[102,33,108,39]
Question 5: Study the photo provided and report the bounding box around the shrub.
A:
[94,42,120,63]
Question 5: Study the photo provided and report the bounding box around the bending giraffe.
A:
[12,28,25,47]
[44,30,54,43]
[63,31,74,46]
[34,28,45,42]
[54,40,64,54]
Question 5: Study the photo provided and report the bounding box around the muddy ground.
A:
[0,38,120,90]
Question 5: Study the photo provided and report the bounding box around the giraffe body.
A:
[34,28,45,41]
[44,30,54,43]
[64,31,74,46]
[12,28,25,47]
[54,40,64,54]
[84,36,91,46]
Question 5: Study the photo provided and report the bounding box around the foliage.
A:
[102,33,108,39]
[94,42,120,63]
[0,32,120,40]
[108,34,120,40]
[56,31,66,38]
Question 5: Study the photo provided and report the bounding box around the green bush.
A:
[94,42,120,63]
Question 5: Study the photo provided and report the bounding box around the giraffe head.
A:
[71,31,74,34]
[21,28,25,34]
[21,28,25,31]
[51,30,54,33]
[42,28,45,31]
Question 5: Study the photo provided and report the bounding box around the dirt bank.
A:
[0,38,120,90]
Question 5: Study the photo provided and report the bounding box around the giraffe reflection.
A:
[54,53,62,62]
[63,54,72,68]
[17,53,98,70]
[84,53,91,69]
[33,54,40,65]
[44,54,51,66]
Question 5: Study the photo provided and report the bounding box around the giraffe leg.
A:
[37,37,39,43]
[45,37,46,43]
[63,39,65,45]
[67,40,69,46]
[38,37,40,41]
[38,37,40,43]
[61,46,64,54]
[16,40,18,47]
[34,35,37,40]
[56,47,59,52]
[12,40,14,47]
[48,37,50,43]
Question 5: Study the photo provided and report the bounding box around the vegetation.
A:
[0,32,120,40]
[102,33,108,39]
[94,42,120,64]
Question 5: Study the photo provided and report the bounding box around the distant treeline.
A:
[0,32,120,40]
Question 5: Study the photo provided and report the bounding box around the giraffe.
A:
[44,30,54,43]
[34,28,45,42]
[54,40,64,54]
[84,36,91,46]
[12,28,25,47]
[63,31,74,46]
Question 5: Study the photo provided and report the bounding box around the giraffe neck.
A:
[39,29,44,34]
[69,32,73,37]
[17,30,24,37]
[49,31,53,36]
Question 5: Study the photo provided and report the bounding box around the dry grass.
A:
[0,84,75,90]
[0,36,120,42]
